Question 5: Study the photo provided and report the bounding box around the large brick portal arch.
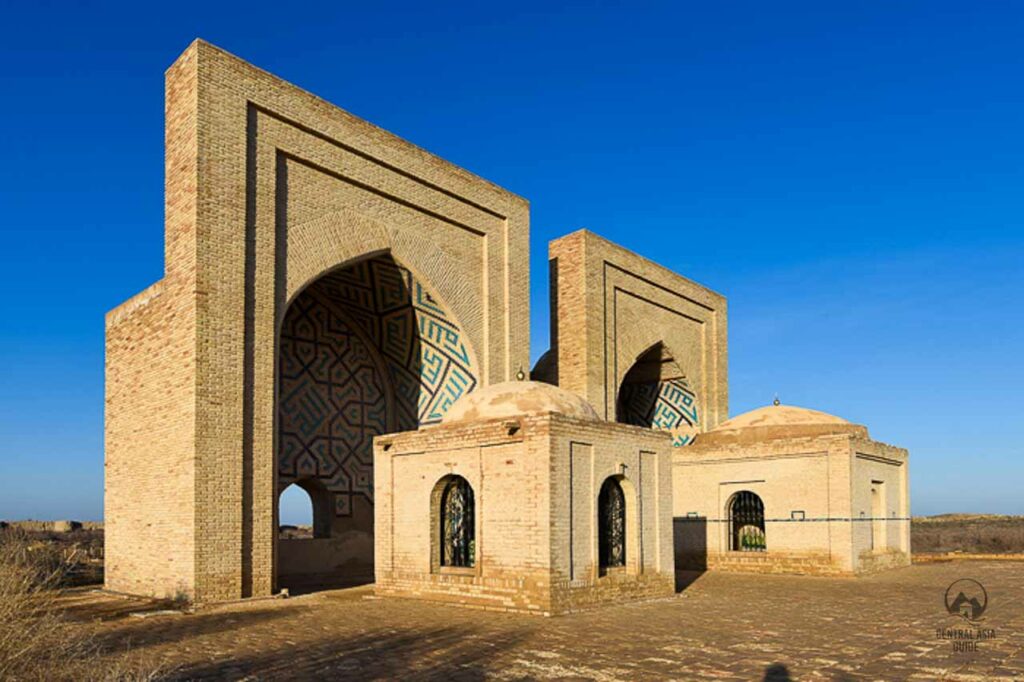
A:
[275,253,480,591]
[104,40,529,603]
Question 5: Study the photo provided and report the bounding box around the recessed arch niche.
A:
[276,253,480,590]
[616,342,699,446]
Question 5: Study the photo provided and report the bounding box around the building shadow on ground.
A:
[58,589,157,623]
[165,624,528,680]
[764,663,792,681]
[675,569,706,593]
[90,607,295,653]
[64,591,527,679]
[279,574,373,597]
[763,663,856,681]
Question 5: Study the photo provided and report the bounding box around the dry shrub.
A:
[0,528,165,681]
[912,516,1024,554]
[0,528,86,679]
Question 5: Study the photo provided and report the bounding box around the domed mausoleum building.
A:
[104,41,909,608]
[373,381,675,614]
[674,404,910,575]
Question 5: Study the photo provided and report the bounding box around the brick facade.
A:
[106,40,529,603]
[105,40,911,609]
[538,230,728,430]
[673,429,911,576]
[374,407,674,615]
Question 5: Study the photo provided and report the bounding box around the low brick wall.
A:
[378,569,675,616]
[376,570,552,614]
[705,551,851,576]
[278,537,373,591]
[551,572,675,613]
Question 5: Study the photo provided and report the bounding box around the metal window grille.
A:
[440,477,475,567]
[729,491,766,552]
[599,478,627,568]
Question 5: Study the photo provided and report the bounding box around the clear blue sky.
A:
[1,1,1021,522]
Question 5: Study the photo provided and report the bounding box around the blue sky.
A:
[1,1,1022,522]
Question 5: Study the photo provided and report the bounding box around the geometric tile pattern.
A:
[316,257,478,427]
[278,256,478,515]
[278,294,390,516]
[619,376,699,447]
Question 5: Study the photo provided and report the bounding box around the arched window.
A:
[598,477,627,569]
[440,476,475,567]
[729,491,766,552]
[278,479,332,539]
[279,483,314,539]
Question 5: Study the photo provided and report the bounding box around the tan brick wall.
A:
[104,39,908,607]
[375,417,554,613]
[106,40,530,603]
[705,551,851,576]
[105,283,198,598]
[548,416,675,612]
[672,433,910,576]
[849,438,912,572]
[104,44,201,600]
[544,230,728,430]
[374,413,674,615]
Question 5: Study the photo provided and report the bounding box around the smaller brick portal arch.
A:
[616,342,700,446]
[276,253,479,591]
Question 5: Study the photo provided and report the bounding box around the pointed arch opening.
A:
[616,342,699,446]
[276,253,479,592]
[278,482,313,538]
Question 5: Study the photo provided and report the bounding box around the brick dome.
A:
[442,381,600,424]
[694,404,868,446]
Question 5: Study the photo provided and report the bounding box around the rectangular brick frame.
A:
[105,40,530,603]
[547,230,728,430]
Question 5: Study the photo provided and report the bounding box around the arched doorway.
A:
[727,491,766,552]
[616,342,699,446]
[276,254,478,592]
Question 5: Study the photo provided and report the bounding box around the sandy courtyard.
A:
[63,560,1023,681]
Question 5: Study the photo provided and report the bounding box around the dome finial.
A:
[772,394,780,407]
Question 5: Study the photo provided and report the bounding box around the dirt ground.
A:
[59,560,1023,681]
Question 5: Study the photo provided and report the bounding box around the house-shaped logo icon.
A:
[945,579,988,622]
